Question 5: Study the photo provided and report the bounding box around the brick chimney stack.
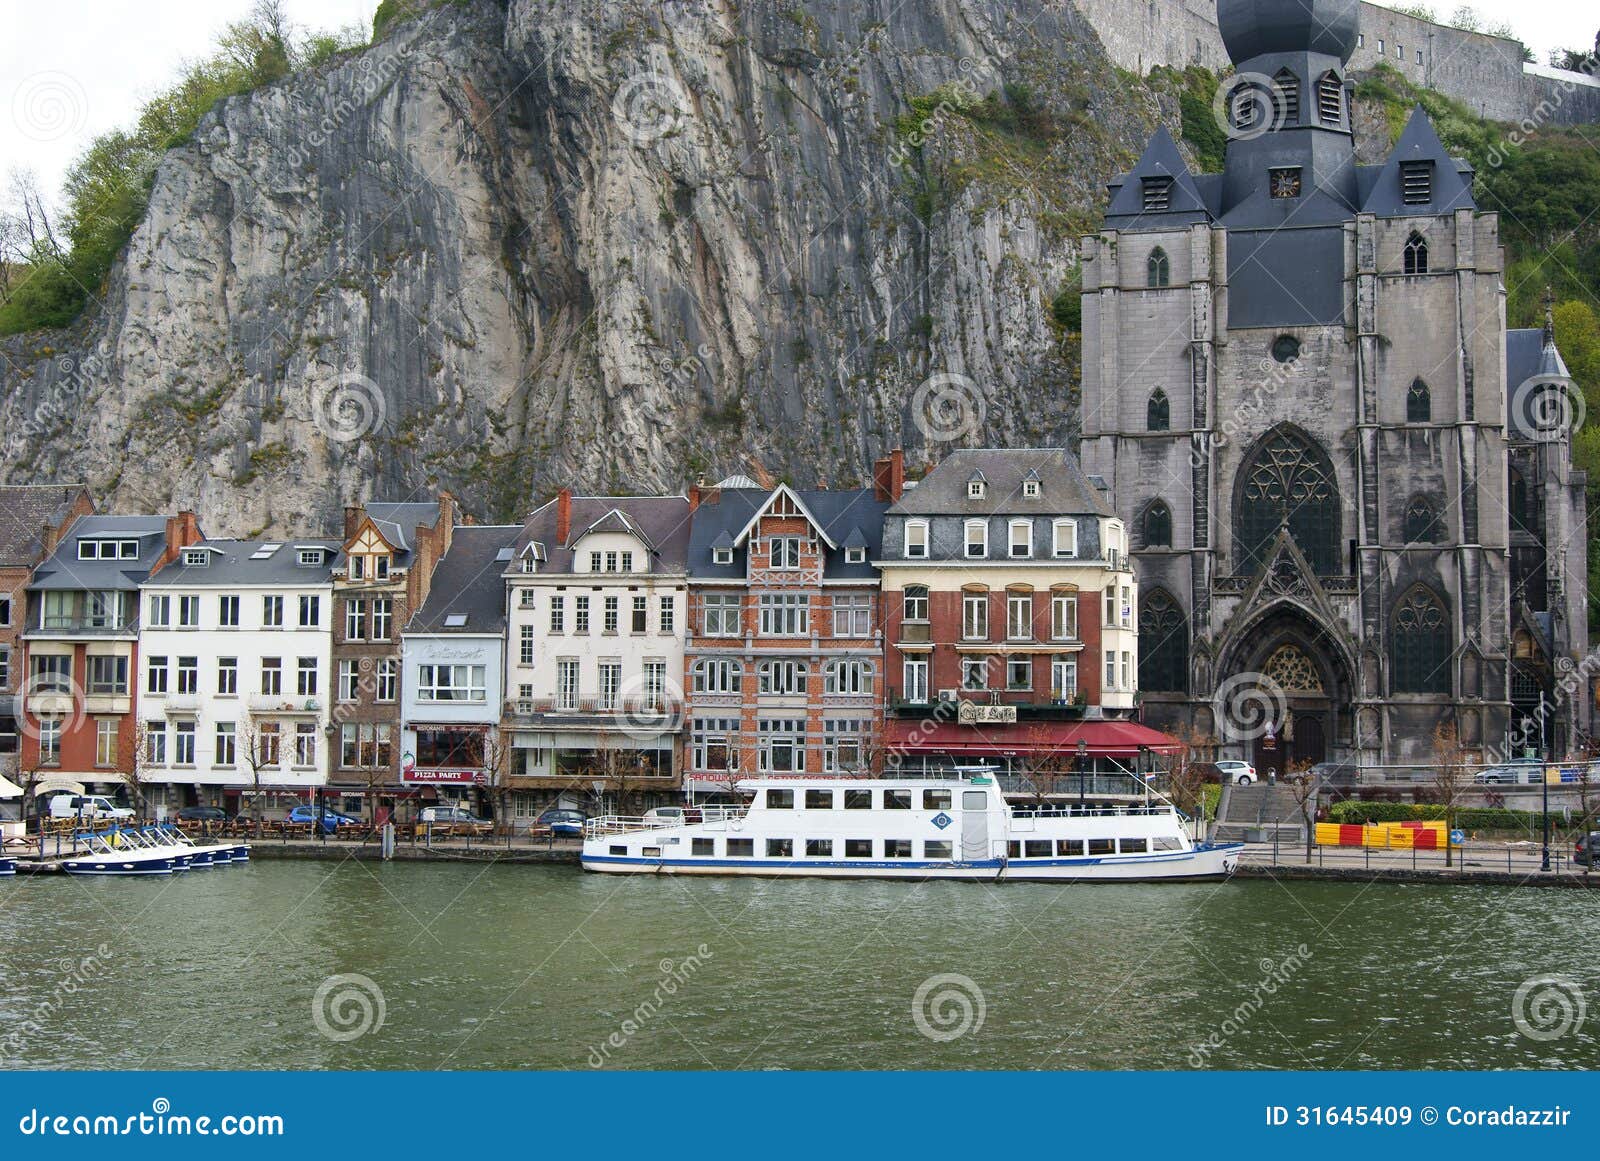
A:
[873,448,906,503]
[688,480,704,512]
[555,488,573,544]
[160,510,203,567]
[343,505,364,538]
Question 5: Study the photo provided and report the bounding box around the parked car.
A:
[1576,833,1600,867]
[533,808,587,837]
[46,794,134,822]
[642,806,704,827]
[418,804,489,825]
[1473,761,1543,785]
[1215,760,1256,785]
[287,805,362,834]
[175,805,228,822]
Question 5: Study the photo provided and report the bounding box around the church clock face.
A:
[1269,167,1303,199]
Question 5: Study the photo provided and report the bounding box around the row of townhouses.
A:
[1,449,1174,824]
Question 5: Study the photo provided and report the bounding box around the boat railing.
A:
[586,807,749,837]
[1010,804,1177,819]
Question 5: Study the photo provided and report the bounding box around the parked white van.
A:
[46,794,135,822]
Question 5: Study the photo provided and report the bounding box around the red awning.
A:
[886,718,1182,758]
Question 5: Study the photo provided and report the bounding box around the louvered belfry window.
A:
[1401,160,1433,205]
[1275,69,1300,124]
[1317,72,1343,125]
[1142,177,1173,212]
[1235,429,1340,575]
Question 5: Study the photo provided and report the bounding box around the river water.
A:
[0,861,1593,1070]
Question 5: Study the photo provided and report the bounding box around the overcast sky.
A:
[0,0,1587,207]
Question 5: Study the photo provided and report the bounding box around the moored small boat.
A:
[60,828,184,876]
[584,774,1241,882]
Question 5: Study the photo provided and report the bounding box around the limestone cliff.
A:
[0,0,1162,532]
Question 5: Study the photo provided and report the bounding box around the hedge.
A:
[1327,800,1570,832]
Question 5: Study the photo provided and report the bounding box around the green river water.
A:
[0,861,1593,1070]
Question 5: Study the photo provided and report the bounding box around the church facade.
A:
[1079,0,1589,770]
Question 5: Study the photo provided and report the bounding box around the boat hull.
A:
[0,857,15,877]
[61,855,177,876]
[582,842,1242,882]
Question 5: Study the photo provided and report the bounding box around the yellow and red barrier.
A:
[1315,820,1450,849]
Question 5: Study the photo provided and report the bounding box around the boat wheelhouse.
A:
[583,775,1239,882]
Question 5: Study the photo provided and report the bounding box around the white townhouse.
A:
[136,539,339,815]
[399,526,517,814]
[501,491,690,810]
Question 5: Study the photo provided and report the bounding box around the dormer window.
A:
[373,555,390,579]
[1141,177,1173,212]
[1401,161,1433,206]
[713,547,734,565]
[1023,478,1040,498]
[967,479,986,500]
[182,549,209,567]
[350,556,365,580]
[297,549,323,567]
[845,546,867,564]
[769,537,802,569]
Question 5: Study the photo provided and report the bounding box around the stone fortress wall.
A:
[1073,0,1600,125]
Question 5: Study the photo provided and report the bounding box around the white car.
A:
[46,794,135,822]
[1216,761,1257,785]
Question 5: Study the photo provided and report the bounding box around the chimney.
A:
[555,488,572,544]
[688,481,703,512]
[343,505,364,539]
[161,510,202,565]
[873,448,906,503]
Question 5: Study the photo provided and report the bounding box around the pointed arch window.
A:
[1403,496,1444,543]
[1316,71,1343,125]
[1138,589,1187,693]
[1403,231,1429,275]
[1142,501,1173,548]
[1406,378,1431,423]
[1390,585,1451,694]
[1274,68,1301,124]
[1147,388,1170,431]
[1509,467,1536,535]
[1147,247,1170,289]
[1234,427,1340,575]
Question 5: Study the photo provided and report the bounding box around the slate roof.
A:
[889,449,1114,518]
[346,500,444,566]
[0,484,87,568]
[1507,325,1575,440]
[409,526,520,634]
[145,539,341,587]
[514,496,691,574]
[29,515,175,592]
[688,487,888,580]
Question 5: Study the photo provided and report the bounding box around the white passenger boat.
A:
[582,775,1241,882]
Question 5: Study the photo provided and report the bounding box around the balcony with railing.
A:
[504,696,683,730]
[889,692,1091,720]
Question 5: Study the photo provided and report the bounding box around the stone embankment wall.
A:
[1074,0,1600,125]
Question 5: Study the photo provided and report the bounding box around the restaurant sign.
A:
[958,702,1018,725]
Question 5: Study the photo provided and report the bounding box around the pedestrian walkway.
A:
[1237,838,1596,887]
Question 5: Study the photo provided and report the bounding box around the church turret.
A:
[1215,0,1361,221]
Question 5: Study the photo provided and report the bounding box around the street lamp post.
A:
[1076,738,1089,809]
[1525,714,1550,872]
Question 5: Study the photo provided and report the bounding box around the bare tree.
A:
[480,729,516,834]
[1284,757,1320,864]
[237,713,279,835]
[1431,719,1472,868]
[1161,722,1217,834]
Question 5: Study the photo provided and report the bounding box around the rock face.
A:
[0,0,1161,532]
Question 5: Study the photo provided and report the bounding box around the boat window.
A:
[1088,838,1115,855]
[1007,841,1022,858]
[1120,837,1148,854]
[962,790,987,810]
[845,839,872,857]
[1025,840,1052,858]
[805,789,834,809]
[643,847,662,858]
[728,838,754,857]
[609,844,627,856]
[1152,836,1183,851]
[884,839,912,858]
[766,838,793,857]
[883,789,912,810]
[692,838,715,856]
[844,789,873,810]
[923,789,952,810]
[1056,839,1085,857]
[767,788,794,809]
[806,839,834,857]
[924,840,953,859]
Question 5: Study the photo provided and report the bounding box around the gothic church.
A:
[1079,0,1588,768]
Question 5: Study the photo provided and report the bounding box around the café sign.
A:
[958,702,1017,725]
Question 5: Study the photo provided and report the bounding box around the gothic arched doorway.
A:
[1215,606,1353,776]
